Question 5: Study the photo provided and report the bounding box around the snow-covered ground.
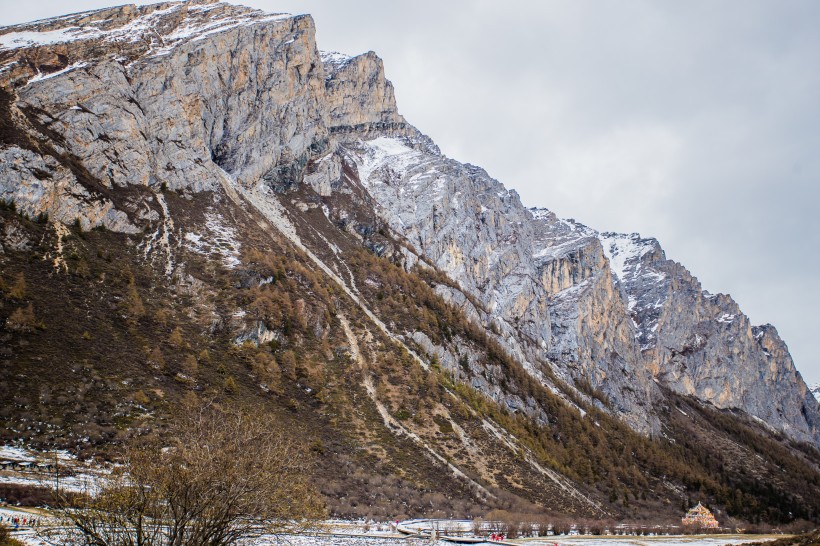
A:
[0,444,110,494]
[0,506,46,523]
[0,446,73,462]
[0,471,98,493]
[246,534,778,546]
[252,538,423,546]
[183,210,242,268]
[4,513,782,546]
[519,537,776,546]
[0,506,55,546]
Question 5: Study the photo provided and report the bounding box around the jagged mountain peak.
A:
[320,50,361,72]
[341,134,820,446]
[0,1,294,86]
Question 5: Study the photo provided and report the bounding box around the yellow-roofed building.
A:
[682,502,719,529]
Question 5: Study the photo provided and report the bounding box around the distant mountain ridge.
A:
[1,0,819,523]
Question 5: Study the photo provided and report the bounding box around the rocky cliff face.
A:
[322,51,408,138]
[335,137,659,433]
[1,0,326,220]
[600,232,820,445]
[322,59,820,446]
[1,0,818,452]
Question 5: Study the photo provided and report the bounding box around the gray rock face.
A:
[2,0,328,209]
[600,232,820,445]
[0,146,137,231]
[321,50,820,445]
[322,51,406,137]
[0,216,31,252]
[336,133,818,442]
[527,211,658,425]
[337,137,660,433]
[2,0,817,446]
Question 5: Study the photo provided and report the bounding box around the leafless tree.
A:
[44,404,325,546]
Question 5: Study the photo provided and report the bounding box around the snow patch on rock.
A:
[1,1,294,81]
[25,61,89,84]
[183,211,241,269]
[320,50,354,73]
[354,136,422,186]
[599,232,658,283]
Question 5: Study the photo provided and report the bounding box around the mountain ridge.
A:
[1,0,819,524]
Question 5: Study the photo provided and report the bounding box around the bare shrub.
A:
[49,403,325,546]
[9,272,26,299]
[122,271,145,319]
[6,303,38,332]
[168,326,185,347]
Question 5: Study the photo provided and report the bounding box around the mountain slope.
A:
[1,0,819,525]
[330,129,819,447]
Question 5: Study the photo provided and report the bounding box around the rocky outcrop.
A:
[601,232,820,445]
[322,51,404,136]
[0,146,137,231]
[336,128,818,442]
[319,55,820,444]
[1,0,328,225]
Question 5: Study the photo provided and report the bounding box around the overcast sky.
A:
[2,1,819,385]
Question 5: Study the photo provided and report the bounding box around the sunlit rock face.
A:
[1,1,328,227]
[2,0,818,446]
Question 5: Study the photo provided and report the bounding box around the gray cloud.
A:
[2,0,818,384]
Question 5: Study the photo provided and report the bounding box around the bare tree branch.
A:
[46,403,325,546]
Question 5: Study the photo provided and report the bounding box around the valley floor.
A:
[516,536,781,546]
[2,509,784,546]
[240,532,783,546]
